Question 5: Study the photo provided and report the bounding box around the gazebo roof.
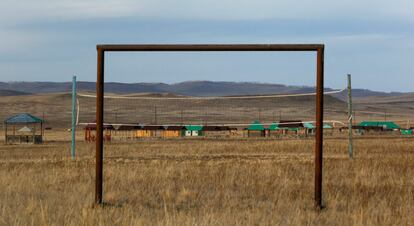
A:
[5,113,44,124]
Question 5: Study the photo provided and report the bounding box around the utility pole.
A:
[258,108,261,122]
[42,111,45,141]
[154,106,157,125]
[384,110,387,122]
[180,109,183,125]
[204,111,208,125]
[353,111,356,124]
[347,74,353,159]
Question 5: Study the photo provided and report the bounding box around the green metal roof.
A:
[359,121,400,129]
[303,122,316,129]
[185,125,203,131]
[323,124,333,129]
[301,122,332,129]
[5,113,44,124]
[268,123,280,130]
[247,121,265,131]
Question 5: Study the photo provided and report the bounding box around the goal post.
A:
[94,44,325,208]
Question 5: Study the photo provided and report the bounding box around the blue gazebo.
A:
[4,113,44,144]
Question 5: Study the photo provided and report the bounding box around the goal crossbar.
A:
[94,44,325,209]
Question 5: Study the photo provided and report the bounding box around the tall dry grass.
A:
[0,138,413,225]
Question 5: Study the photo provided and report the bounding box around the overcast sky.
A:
[0,0,413,92]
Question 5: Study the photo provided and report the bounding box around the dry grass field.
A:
[1,92,414,225]
[1,136,413,226]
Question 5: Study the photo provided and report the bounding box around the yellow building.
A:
[162,126,185,138]
[135,125,164,138]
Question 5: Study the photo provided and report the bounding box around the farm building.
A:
[401,129,412,135]
[84,123,113,142]
[112,125,141,140]
[303,122,316,135]
[203,125,231,137]
[267,123,283,137]
[136,125,165,138]
[359,121,400,131]
[162,125,185,138]
[400,127,413,135]
[303,122,333,136]
[246,121,266,137]
[184,125,203,137]
[228,127,239,137]
[278,120,305,136]
[4,113,44,144]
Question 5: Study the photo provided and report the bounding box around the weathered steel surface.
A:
[95,49,104,204]
[97,44,324,52]
[95,44,325,209]
[315,47,324,208]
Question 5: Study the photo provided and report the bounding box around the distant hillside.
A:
[0,82,74,94]
[0,89,31,96]
[0,81,408,98]
[332,89,405,101]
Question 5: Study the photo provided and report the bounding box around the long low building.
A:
[358,121,400,130]
[82,120,338,141]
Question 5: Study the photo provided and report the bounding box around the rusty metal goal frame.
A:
[94,44,325,208]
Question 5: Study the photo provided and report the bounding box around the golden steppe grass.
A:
[0,137,413,225]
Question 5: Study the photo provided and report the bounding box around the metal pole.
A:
[41,122,43,143]
[154,106,157,125]
[258,108,261,121]
[71,75,77,160]
[315,46,324,209]
[354,111,356,124]
[33,123,36,143]
[4,123,7,144]
[180,109,183,125]
[347,74,353,159]
[96,49,104,204]
[94,43,326,208]
[42,112,45,141]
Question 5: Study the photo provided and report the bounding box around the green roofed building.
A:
[303,122,333,135]
[4,113,44,144]
[359,121,400,130]
[304,122,316,134]
[185,125,203,136]
[248,120,265,131]
[247,121,265,137]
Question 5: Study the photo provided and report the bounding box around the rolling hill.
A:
[0,81,406,98]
